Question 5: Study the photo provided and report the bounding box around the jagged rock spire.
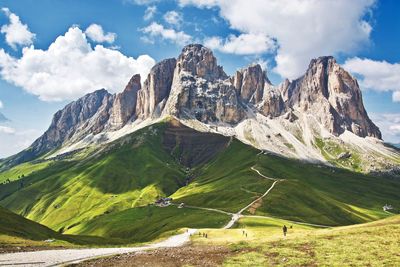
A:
[176,44,227,81]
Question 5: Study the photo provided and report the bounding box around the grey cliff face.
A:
[176,44,227,81]
[234,64,265,104]
[162,44,245,123]
[109,74,141,128]
[284,56,381,138]
[15,45,381,165]
[136,58,176,119]
[31,89,114,156]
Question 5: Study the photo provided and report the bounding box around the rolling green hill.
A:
[0,205,58,241]
[172,140,400,226]
[0,205,125,248]
[1,118,399,243]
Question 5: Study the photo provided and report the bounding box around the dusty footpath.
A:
[70,245,236,267]
[0,229,196,267]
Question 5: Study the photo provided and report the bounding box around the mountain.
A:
[0,44,399,244]
[3,44,398,173]
[0,112,9,122]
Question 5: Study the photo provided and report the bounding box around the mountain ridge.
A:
[1,44,398,173]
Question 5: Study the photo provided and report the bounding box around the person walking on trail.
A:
[283,225,288,236]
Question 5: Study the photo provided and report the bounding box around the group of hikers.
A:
[242,230,248,237]
[198,232,208,238]
[189,225,291,240]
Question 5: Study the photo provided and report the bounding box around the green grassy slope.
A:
[1,119,399,244]
[253,154,400,225]
[0,122,187,233]
[171,140,274,212]
[0,205,57,241]
[0,205,126,248]
[68,205,230,242]
[221,215,400,266]
[172,140,400,226]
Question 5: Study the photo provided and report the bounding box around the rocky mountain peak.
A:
[20,88,114,162]
[233,64,266,104]
[124,74,141,92]
[176,44,227,80]
[286,56,381,138]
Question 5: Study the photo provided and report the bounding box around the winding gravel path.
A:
[223,167,283,229]
[0,229,197,267]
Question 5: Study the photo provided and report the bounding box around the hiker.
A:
[245,232,247,238]
[205,233,208,238]
[283,225,288,236]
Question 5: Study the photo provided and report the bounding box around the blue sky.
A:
[0,0,399,158]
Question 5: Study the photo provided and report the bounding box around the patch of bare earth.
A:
[71,245,237,267]
[247,198,263,214]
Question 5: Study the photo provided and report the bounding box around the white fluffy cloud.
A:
[1,8,35,49]
[180,0,375,79]
[0,128,41,158]
[178,0,218,8]
[0,26,156,101]
[343,57,400,102]
[141,22,192,46]
[204,33,275,55]
[144,5,157,20]
[0,100,3,109]
[163,11,183,27]
[370,113,400,143]
[85,24,116,43]
[0,126,15,134]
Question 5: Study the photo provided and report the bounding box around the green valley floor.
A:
[73,215,400,267]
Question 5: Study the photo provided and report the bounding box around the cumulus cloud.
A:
[204,33,275,55]
[0,126,15,134]
[1,8,35,49]
[144,5,157,20]
[370,113,400,144]
[343,57,400,102]
[0,26,156,101]
[141,22,192,46]
[85,24,116,43]
[178,0,218,8]
[180,0,375,79]
[0,128,40,158]
[163,11,183,27]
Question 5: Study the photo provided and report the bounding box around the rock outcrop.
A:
[234,64,265,104]
[136,58,176,118]
[175,44,227,81]
[283,56,381,138]
[109,74,141,129]
[162,44,245,123]
[30,89,114,157]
